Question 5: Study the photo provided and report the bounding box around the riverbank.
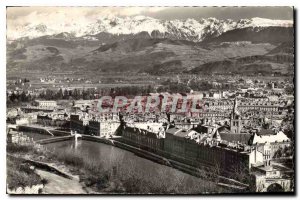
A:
[6,155,45,194]
[7,154,88,194]
[7,143,89,194]
[35,169,87,194]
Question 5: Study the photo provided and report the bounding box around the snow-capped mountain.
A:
[8,16,293,42]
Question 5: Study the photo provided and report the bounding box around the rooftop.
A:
[257,128,276,136]
[219,133,252,145]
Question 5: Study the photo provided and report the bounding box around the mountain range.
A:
[7,16,294,76]
[8,16,293,42]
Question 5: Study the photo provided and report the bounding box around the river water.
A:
[23,132,222,193]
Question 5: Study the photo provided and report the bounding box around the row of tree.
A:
[7,85,155,104]
[7,91,34,104]
[157,79,237,93]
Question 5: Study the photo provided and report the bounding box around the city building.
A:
[70,114,121,137]
[34,100,57,107]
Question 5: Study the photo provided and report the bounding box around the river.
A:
[23,132,222,193]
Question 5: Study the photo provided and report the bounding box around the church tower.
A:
[230,98,241,134]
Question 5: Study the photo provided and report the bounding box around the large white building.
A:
[35,100,57,107]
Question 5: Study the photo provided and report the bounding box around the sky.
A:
[7,6,294,30]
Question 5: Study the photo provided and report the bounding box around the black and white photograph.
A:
[5,5,295,195]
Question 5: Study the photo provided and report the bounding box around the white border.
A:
[0,0,299,199]
[0,1,299,6]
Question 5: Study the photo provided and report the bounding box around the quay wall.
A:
[49,129,71,136]
[17,125,70,136]
[36,136,74,145]
[18,125,51,135]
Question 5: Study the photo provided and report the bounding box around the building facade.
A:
[70,114,120,137]
[35,100,57,107]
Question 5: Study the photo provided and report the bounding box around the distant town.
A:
[7,73,294,193]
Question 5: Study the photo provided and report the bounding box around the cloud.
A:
[95,7,167,17]
[7,7,167,26]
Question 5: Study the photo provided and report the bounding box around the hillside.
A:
[188,54,293,75]
[201,27,294,44]
[7,23,294,76]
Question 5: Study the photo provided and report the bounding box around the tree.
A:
[282,145,292,157]
[146,85,152,94]
[9,92,17,102]
[73,89,79,100]
[63,89,69,99]
[230,162,251,185]
[56,88,63,99]
[273,146,283,158]
[27,93,33,102]
[45,89,54,100]
[285,86,294,95]
[83,90,91,100]
[19,91,27,102]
